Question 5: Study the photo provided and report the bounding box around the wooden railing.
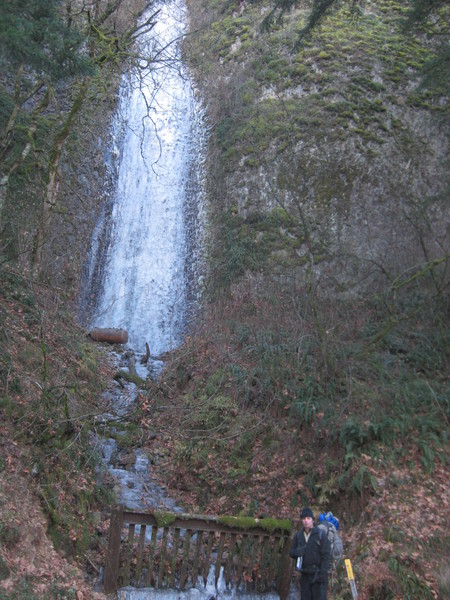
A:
[104,506,294,597]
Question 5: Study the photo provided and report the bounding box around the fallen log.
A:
[89,327,128,344]
[113,370,146,387]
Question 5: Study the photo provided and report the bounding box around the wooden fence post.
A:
[104,505,124,593]
[277,533,293,600]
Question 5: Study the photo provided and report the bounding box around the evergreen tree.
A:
[0,0,94,81]
[0,0,95,198]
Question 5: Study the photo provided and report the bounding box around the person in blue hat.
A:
[289,507,331,600]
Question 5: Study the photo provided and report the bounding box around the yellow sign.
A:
[345,558,355,580]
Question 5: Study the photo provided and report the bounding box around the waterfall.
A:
[82,0,205,357]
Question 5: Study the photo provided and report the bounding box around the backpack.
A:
[319,511,340,531]
[317,512,344,566]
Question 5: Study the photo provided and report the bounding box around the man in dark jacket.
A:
[289,507,331,600]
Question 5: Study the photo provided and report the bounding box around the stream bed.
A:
[90,349,182,515]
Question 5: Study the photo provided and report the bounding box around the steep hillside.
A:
[0,265,112,599]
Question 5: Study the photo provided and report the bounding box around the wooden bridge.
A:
[104,506,294,597]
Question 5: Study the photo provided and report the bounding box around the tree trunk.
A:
[89,328,129,344]
[32,78,89,277]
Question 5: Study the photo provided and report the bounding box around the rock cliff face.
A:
[183,0,448,296]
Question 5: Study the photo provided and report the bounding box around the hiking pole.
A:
[344,558,358,599]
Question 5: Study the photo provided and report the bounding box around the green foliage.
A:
[0,555,9,581]
[349,465,378,496]
[404,0,449,30]
[210,15,252,58]
[203,254,447,486]
[388,556,435,599]
[155,511,178,528]
[0,579,79,599]
[0,0,94,81]
[210,206,306,291]
[174,272,447,512]
[337,371,448,464]
[185,392,238,432]
[41,451,109,557]
[0,523,20,549]
[211,209,264,287]
[0,84,57,259]
[290,377,323,425]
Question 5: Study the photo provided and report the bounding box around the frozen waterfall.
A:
[83,0,205,356]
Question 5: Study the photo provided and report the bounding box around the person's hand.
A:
[289,546,304,558]
[314,571,327,584]
[318,571,328,583]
